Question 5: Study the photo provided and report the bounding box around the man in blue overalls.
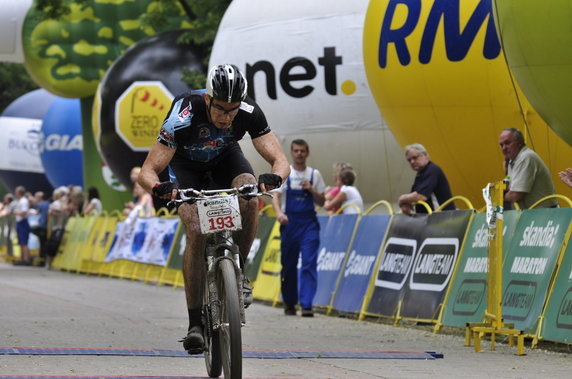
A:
[271,139,326,317]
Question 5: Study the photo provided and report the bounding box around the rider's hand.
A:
[152,181,178,200]
[258,173,282,192]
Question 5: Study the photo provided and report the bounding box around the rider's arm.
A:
[138,140,176,198]
[251,132,290,184]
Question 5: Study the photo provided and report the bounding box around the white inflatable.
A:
[209,0,411,206]
[0,0,32,63]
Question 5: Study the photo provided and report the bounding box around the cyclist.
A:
[138,64,290,354]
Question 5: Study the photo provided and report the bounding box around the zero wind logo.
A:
[245,47,356,100]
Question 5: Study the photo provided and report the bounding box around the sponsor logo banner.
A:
[502,208,571,333]
[313,214,360,307]
[440,211,520,328]
[401,210,472,320]
[332,214,391,313]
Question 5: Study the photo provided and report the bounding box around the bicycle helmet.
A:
[206,64,248,103]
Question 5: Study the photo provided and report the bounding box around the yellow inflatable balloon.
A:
[363,0,572,207]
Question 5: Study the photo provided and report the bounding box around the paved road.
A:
[1,262,571,378]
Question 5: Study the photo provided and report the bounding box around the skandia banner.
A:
[501,208,572,334]
[365,214,427,317]
[400,210,472,320]
[441,211,520,328]
[540,225,572,344]
[332,214,391,313]
[313,214,360,307]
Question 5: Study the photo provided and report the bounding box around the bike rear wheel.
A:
[203,276,222,378]
[217,258,242,379]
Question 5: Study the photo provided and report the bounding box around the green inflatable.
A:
[494,0,572,146]
[21,0,190,211]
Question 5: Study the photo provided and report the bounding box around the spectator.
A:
[29,191,50,267]
[46,186,69,269]
[558,168,572,188]
[271,139,326,317]
[67,185,84,216]
[82,186,103,216]
[12,186,32,265]
[398,143,455,215]
[324,162,353,215]
[0,193,14,217]
[499,128,557,208]
[123,166,141,216]
[323,167,363,214]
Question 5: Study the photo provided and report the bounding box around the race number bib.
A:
[197,195,242,234]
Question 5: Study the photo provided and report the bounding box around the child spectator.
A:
[323,168,363,214]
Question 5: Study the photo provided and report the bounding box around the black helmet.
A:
[206,64,248,103]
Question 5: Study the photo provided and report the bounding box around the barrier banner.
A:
[106,221,136,262]
[400,210,473,320]
[540,225,572,343]
[313,214,360,307]
[332,214,391,313]
[245,215,276,282]
[58,217,96,271]
[318,215,329,240]
[441,210,520,328]
[252,221,282,302]
[105,217,178,266]
[0,216,8,248]
[134,217,179,266]
[365,214,427,317]
[88,216,118,263]
[501,208,572,334]
[166,223,185,270]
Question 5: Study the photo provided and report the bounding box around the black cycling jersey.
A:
[157,90,271,162]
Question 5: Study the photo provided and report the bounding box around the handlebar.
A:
[168,184,273,206]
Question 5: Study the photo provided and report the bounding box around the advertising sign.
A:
[540,226,572,343]
[366,214,427,316]
[332,214,391,313]
[501,208,571,333]
[245,215,277,282]
[400,210,473,320]
[313,214,360,307]
[252,221,282,302]
[441,210,520,327]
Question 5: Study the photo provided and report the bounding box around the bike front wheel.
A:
[203,274,222,378]
[217,258,242,379]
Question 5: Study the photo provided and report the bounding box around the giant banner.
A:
[313,214,360,307]
[332,214,391,313]
[440,210,520,328]
[501,208,572,334]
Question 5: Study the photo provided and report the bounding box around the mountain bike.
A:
[171,184,270,378]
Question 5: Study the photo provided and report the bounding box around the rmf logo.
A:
[244,47,357,100]
[366,0,501,68]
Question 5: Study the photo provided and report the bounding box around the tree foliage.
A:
[0,63,39,113]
